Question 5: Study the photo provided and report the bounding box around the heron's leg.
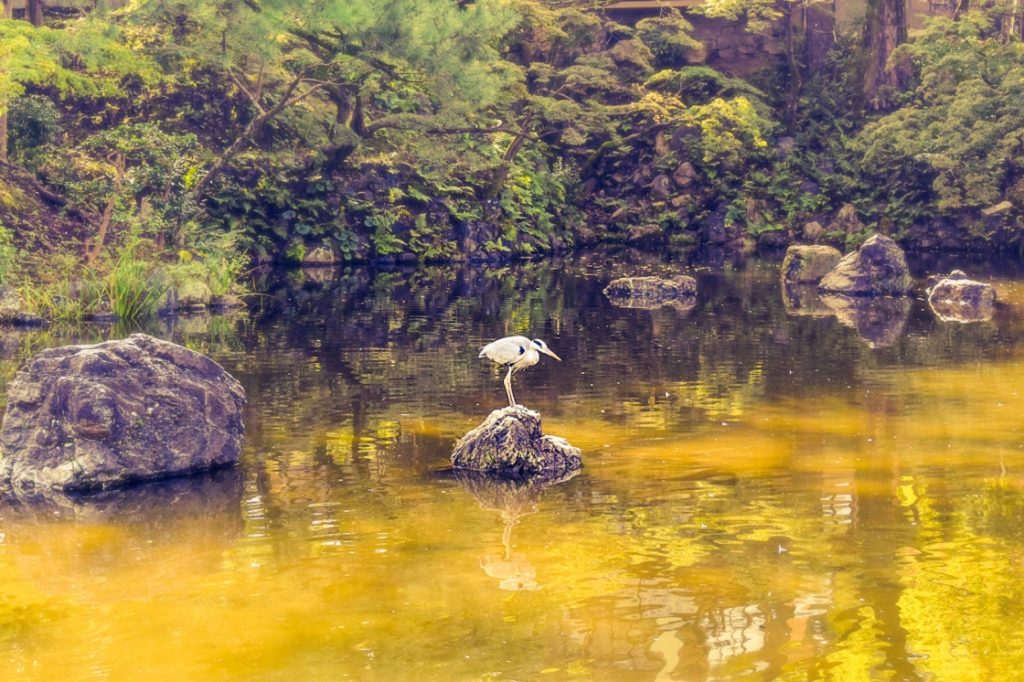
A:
[504,366,516,407]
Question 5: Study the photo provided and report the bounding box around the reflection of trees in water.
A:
[204,253,1024,466]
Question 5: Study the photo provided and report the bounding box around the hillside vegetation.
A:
[1,1,1023,318]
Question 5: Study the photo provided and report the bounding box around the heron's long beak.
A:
[541,347,562,362]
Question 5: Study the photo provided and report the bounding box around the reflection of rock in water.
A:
[0,466,244,524]
[781,283,833,318]
[455,468,578,513]
[456,469,578,592]
[603,276,697,312]
[820,294,911,348]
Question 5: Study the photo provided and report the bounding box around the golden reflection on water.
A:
[3,254,1024,680]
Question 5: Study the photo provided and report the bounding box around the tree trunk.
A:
[861,0,908,111]
[86,152,125,264]
[1006,0,1022,40]
[27,0,44,25]
[783,5,802,131]
[188,76,323,207]
[804,1,836,74]
[0,2,11,163]
[486,116,532,199]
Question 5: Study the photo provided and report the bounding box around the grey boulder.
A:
[0,333,246,496]
[452,406,581,478]
[818,234,913,296]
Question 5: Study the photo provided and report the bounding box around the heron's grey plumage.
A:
[479,335,561,406]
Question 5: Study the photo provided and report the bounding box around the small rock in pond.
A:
[0,333,246,496]
[603,275,697,311]
[927,271,996,323]
[452,406,581,478]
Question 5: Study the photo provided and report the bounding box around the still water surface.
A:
[2,249,1024,680]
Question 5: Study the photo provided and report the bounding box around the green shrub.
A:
[0,224,15,286]
[7,94,60,157]
[107,240,167,320]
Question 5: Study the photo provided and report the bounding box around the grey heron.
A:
[478,336,562,407]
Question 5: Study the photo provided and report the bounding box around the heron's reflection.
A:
[455,469,578,591]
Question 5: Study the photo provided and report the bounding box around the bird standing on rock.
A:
[479,336,561,407]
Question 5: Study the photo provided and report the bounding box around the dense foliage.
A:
[1,0,1023,320]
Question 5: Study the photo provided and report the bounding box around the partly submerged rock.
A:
[603,275,697,311]
[820,293,911,348]
[818,234,913,297]
[0,285,45,327]
[175,279,212,311]
[451,406,581,478]
[302,244,338,267]
[209,293,247,310]
[927,270,996,323]
[781,245,842,284]
[0,333,246,496]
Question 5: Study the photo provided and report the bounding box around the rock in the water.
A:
[175,279,212,311]
[603,276,697,311]
[302,244,338,267]
[0,334,246,495]
[927,271,996,323]
[0,285,45,327]
[210,293,247,310]
[451,406,581,478]
[781,245,842,284]
[820,293,911,348]
[818,234,913,297]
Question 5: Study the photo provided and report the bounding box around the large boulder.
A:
[927,270,996,323]
[818,234,913,297]
[781,245,842,284]
[0,334,246,496]
[603,275,697,311]
[451,406,581,478]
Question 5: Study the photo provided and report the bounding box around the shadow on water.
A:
[0,466,244,525]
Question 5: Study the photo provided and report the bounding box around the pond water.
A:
[2,248,1024,680]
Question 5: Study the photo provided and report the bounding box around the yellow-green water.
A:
[2,252,1024,680]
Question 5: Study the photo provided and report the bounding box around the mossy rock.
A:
[781,245,842,284]
[452,406,581,478]
[175,280,212,311]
